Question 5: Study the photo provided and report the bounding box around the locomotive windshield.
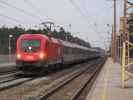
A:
[21,39,40,52]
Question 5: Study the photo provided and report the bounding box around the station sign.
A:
[119,17,124,33]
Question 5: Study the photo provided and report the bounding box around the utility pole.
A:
[112,25,114,60]
[123,0,127,42]
[112,0,117,62]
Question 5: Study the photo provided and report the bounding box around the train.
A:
[16,33,101,73]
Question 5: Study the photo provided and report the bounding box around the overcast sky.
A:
[0,0,124,49]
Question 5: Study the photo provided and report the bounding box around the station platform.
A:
[0,63,16,73]
[0,55,15,63]
[0,63,15,67]
[86,57,133,100]
[0,55,16,72]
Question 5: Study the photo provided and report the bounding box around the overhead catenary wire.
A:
[0,13,23,23]
[69,0,111,49]
[71,0,113,31]
[76,0,90,20]
[0,0,43,22]
[69,0,102,35]
[23,0,49,24]
[23,0,61,30]
[69,0,90,23]
[72,0,110,34]
[23,0,40,12]
[69,0,101,33]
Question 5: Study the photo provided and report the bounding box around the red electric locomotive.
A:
[16,33,100,72]
[16,34,63,70]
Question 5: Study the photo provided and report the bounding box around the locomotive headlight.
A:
[28,46,32,50]
[17,54,21,59]
[39,53,44,59]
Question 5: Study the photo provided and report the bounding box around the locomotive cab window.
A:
[21,39,40,52]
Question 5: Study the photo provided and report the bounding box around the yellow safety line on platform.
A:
[122,42,126,88]
[101,59,110,100]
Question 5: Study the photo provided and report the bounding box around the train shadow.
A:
[15,64,76,78]
[16,57,100,78]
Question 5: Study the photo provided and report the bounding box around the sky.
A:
[0,0,124,49]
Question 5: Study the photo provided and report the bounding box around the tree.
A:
[0,25,91,54]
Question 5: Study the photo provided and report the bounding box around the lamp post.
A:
[8,34,13,62]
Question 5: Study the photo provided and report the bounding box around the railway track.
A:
[0,69,17,75]
[0,77,36,91]
[0,69,37,91]
[0,62,84,94]
[0,57,105,100]
[36,57,106,100]
[0,63,16,75]
[0,71,21,84]
[0,71,37,91]
[70,57,106,100]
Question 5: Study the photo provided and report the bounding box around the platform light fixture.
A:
[8,34,13,62]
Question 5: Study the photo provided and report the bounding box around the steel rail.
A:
[70,57,106,100]
[0,77,36,91]
[37,58,99,100]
